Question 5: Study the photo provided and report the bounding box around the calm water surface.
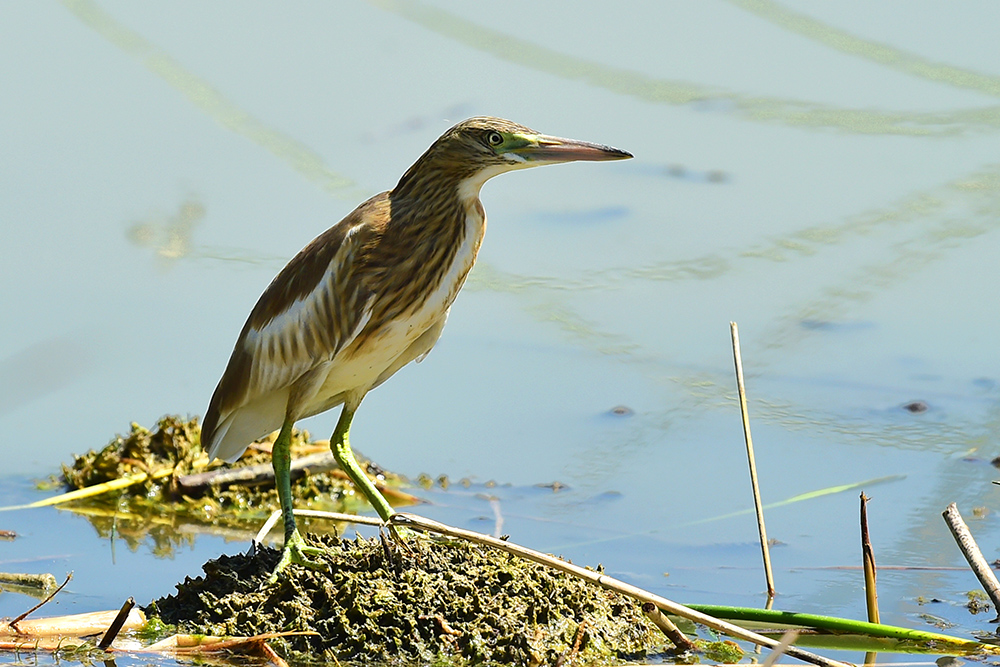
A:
[3,1,1000,664]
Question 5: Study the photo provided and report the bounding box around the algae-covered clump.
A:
[148,534,664,665]
[58,416,410,554]
[61,416,204,492]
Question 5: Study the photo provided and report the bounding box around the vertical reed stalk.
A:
[860,493,879,623]
[730,322,775,598]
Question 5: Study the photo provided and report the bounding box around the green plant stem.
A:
[685,605,992,651]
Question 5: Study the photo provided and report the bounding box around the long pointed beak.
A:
[512,134,633,163]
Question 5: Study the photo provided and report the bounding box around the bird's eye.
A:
[486,131,503,147]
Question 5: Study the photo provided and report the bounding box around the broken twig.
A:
[641,601,696,651]
[9,572,72,632]
[98,597,135,649]
[178,452,419,505]
[860,493,879,623]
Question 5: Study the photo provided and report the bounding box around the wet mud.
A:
[148,533,663,665]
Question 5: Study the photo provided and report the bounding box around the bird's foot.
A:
[388,524,415,541]
[267,531,327,584]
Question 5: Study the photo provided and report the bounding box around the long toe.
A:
[267,532,328,584]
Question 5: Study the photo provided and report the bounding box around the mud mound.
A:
[148,533,662,665]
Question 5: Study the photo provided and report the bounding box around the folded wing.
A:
[202,197,386,462]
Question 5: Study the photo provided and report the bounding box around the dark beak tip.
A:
[593,146,632,162]
[590,143,632,160]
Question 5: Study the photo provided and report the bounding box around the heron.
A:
[201,117,631,577]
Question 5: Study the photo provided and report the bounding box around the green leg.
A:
[331,401,394,521]
[269,417,325,582]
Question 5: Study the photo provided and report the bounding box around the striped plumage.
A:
[201,117,631,579]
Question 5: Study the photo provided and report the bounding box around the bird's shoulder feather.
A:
[201,193,390,454]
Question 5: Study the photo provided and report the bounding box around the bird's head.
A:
[392,117,632,199]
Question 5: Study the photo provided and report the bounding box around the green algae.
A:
[147,533,665,665]
[700,639,745,663]
[57,416,406,553]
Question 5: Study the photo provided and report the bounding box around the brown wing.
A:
[201,194,388,461]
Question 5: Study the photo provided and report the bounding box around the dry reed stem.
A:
[942,502,1000,613]
[177,453,420,505]
[760,630,800,667]
[1,608,146,639]
[97,597,135,649]
[254,509,384,545]
[860,493,879,624]
[0,469,176,512]
[731,321,776,598]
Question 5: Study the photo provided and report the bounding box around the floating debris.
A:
[901,400,929,414]
[0,571,58,597]
[966,590,991,615]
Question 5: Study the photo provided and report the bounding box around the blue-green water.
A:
[4,1,1000,664]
